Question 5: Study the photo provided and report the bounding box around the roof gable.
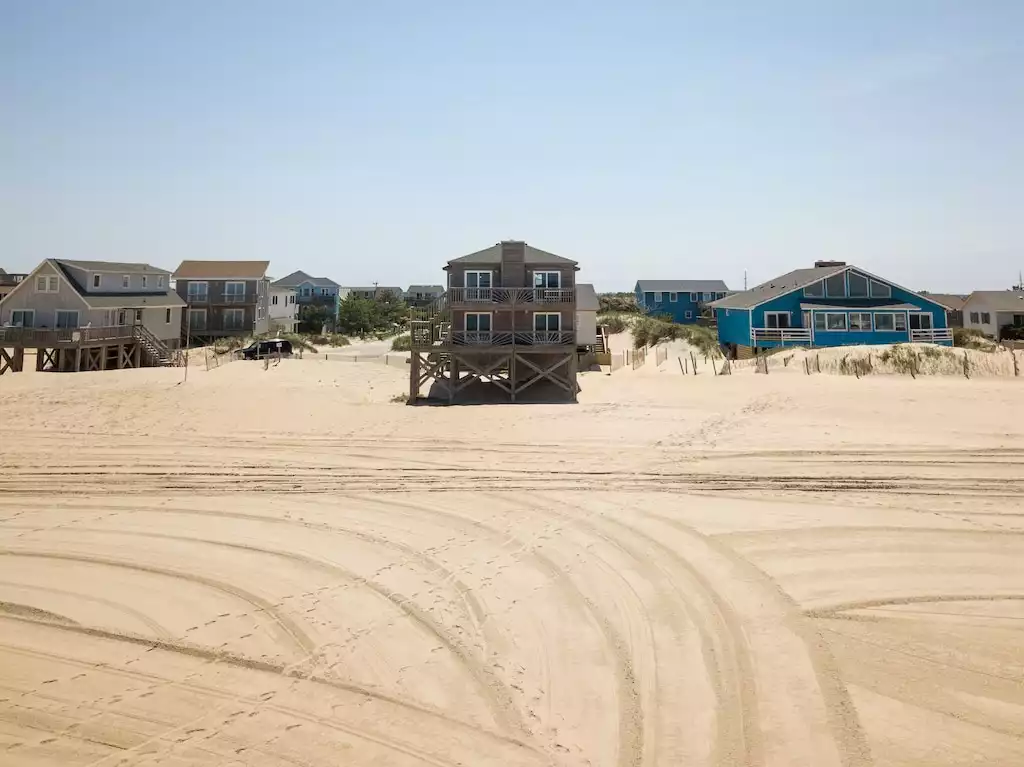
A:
[446,243,578,267]
[963,290,1024,311]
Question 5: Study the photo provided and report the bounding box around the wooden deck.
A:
[0,325,173,375]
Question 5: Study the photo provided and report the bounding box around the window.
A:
[909,313,932,330]
[981,312,991,324]
[187,308,207,331]
[654,292,663,302]
[970,311,980,323]
[122,275,130,289]
[465,271,492,300]
[765,311,791,329]
[690,292,698,301]
[157,275,164,288]
[895,314,907,331]
[36,275,58,293]
[684,310,693,319]
[165,308,172,323]
[874,313,895,331]
[534,312,561,332]
[813,312,847,330]
[142,276,148,288]
[669,292,678,302]
[55,310,79,329]
[225,282,245,302]
[12,310,35,327]
[804,280,825,298]
[869,280,891,298]
[301,286,311,296]
[702,292,712,301]
[847,272,868,298]
[465,312,491,332]
[224,308,245,330]
[92,274,101,288]
[825,273,846,297]
[134,309,143,322]
[289,295,295,304]
[187,281,208,300]
[272,295,278,305]
[533,272,561,289]
[849,312,872,331]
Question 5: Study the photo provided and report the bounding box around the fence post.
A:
[963,349,970,379]
[690,351,698,375]
[712,357,718,375]
[815,353,821,372]
[1014,350,1020,377]
[678,357,685,375]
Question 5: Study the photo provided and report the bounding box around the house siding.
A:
[635,283,725,324]
[448,264,576,290]
[0,262,90,328]
[177,278,270,335]
[715,307,751,347]
[576,310,597,346]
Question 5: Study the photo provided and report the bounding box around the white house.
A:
[575,283,599,347]
[269,284,299,333]
[962,291,1024,339]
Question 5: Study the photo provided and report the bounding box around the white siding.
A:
[576,309,597,346]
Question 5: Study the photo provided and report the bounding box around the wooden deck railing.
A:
[0,325,137,348]
[447,287,575,305]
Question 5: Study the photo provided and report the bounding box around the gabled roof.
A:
[576,283,600,312]
[57,259,169,274]
[921,293,969,311]
[446,243,578,267]
[272,270,339,288]
[174,260,269,279]
[963,290,1024,311]
[406,284,444,292]
[49,260,185,308]
[711,266,848,310]
[636,279,729,293]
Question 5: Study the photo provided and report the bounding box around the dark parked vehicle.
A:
[241,339,293,359]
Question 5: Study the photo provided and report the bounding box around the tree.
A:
[297,304,335,334]
[336,295,375,335]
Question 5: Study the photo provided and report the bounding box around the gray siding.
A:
[447,263,576,289]
[64,264,169,294]
[0,261,90,328]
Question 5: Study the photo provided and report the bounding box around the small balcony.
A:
[447,287,575,308]
[186,291,258,305]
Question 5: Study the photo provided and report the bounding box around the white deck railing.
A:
[910,328,953,343]
[750,327,813,344]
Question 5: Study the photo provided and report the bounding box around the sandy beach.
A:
[1,354,1022,766]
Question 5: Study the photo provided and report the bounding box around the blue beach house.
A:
[711,261,952,359]
[634,280,730,324]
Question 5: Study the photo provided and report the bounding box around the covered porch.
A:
[750,303,952,348]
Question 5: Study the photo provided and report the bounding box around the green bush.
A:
[953,327,993,350]
[598,293,642,314]
[391,334,412,351]
[600,314,631,334]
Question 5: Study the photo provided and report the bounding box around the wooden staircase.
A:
[133,324,177,367]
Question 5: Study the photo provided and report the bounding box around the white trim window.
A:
[157,275,165,289]
[92,274,101,288]
[684,310,693,319]
[36,275,58,293]
[981,312,991,325]
[165,308,172,323]
[533,312,561,332]
[224,307,246,330]
[224,281,246,301]
[702,292,712,301]
[187,281,208,300]
[55,310,79,329]
[869,279,892,298]
[690,292,698,301]
[654,291,663,303]
[764,311,791,329]
[847,272,869,298]
[873,313,907,331]
[134,309,143,322]
[11,310,35,327]
[669,292,678,303]
[141,275,148,288]
[814,312,847,331]
[464,312,491,338]
[533,271,561,289]
[122,275,130,289]
[849,312,872,331]
[969,311,980,324]
[271,294,279,305]
[465,270,492,301]
[824,272,846,298]
[909,313,933,330]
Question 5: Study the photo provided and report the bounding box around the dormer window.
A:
[93,275,101,288]
[142,275,148,288]
[122,275,130,289]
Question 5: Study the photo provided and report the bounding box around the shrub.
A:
[391,334,412,351]
[679,325,722,358]
[954,327,994,350]
[598,293,642,314]
[600,314,631,334]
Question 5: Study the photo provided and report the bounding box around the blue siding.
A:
[718,267,951,350]
[634,283,724,324]
[715,307,750,345]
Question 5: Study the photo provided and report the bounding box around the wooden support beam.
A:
[515,353,574,396]
[0,347,25,376]
[454,354,512,395]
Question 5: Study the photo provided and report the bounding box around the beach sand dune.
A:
[1,356,1022,766]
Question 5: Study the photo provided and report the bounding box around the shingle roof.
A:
[57,259,169,274]
[272,270,339,288]
[50,260,184,309]
[636,279,729,293]
[406,285,444,292]
[963,290,1024,312]
[174,260,269,279]
[344,286,403,294]
[446,243,578,267]
[576,283,600,311]
[921,293,969,311]
[710,266,848,310]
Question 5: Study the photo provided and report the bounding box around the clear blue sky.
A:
[2,1,1021,292]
